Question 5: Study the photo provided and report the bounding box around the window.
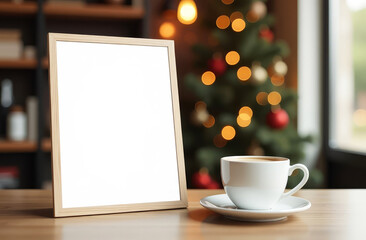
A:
[328,0,366,154]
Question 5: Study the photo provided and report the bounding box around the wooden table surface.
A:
[1,189,366,240]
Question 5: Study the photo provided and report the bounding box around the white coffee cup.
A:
[221,156,309,210]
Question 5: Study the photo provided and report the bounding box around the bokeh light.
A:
[221,0,234,5]
[201,71,216,85]
[256,92,268,105]
[231,18,246,32]
[239,106,253,117]
[221,125,236,140]
[271,74,285,86]
[246,10,259,23]
[195,101,207,110]
[268,91,282,105]
[353,109,366,127]
[177,0,197,25]
[216,15,230,29]
[159,22,175,38]
[225,51,240,65]
[230,11,244,22]
[203,115,215,128]
[237,113,251,127]
[213,134,227,148]
[237,66,251,81]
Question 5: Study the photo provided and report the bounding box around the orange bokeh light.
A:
[225,51,240,65]
[201,71,216,85]
[221,125,236,140]
[256,92,268,105]
[237,113,251,127]
[216,15,230,29]
[237,66,251,81]
[203,115,215,128]
[271,74,285,86]
[239,106,253,117]
[231,18,246,32]
[268,91,282,105]
[230,11,244,22]
[159,22,175,38]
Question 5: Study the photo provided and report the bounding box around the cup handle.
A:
[282,164,309,198]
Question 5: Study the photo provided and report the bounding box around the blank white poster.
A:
[56,41,181,208]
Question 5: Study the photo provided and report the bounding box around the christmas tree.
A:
[182,0,322,189]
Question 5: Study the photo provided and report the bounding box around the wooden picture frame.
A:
[48,33,187,217]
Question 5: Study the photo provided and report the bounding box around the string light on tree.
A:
[203,115,215,128]
[191,101,209,125]
[256,92,268,105]
[246,1,267,23]
[273,58,288,76]
[221,125,236,140]
[177,0,197,25]
[251,63,268,84]
[237,66,251,81]
[268,91,282,105]
[271,74,285,86]
[231,18,246,32]
[225,51,240,65]
[230,11,244,22]
[201,71,216,85]
[216,15,230,29]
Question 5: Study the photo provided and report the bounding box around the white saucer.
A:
[200,194,311,222]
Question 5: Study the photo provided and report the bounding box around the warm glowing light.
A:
[353,109,366,127]
[203,115,215,128]
[237,113,251,127]
[216,15,230,29]
[239,106,253,117]
[201,71,216,85]
[221,0,234,4]
[177,0,197,25]
[237,66,251,81]
[221,125,236,140]
[225,51,240,65]
[268,91,282,105]
[230,11,244,22]
[246,10,259,23]
[159,22,175,38]
[195,101,207,110]
[256,92,268,105]
[213,134,227,148]
[231,18,246,32]
[271,74,285,86]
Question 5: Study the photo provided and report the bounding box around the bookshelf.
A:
[0,2,37,15]
[0,58,38,69]
[0,0,148,188]
[44,3,144,20]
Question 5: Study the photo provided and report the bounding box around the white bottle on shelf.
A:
[7,105,27,141]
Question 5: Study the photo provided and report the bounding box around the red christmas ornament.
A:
[208,57,227,76]
[192,170,220,189]
[266,109,289,129]
[192,171,212,188]
[259,28,274,43]
[207,180,220,189]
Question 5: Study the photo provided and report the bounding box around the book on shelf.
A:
[0,29,22,59]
